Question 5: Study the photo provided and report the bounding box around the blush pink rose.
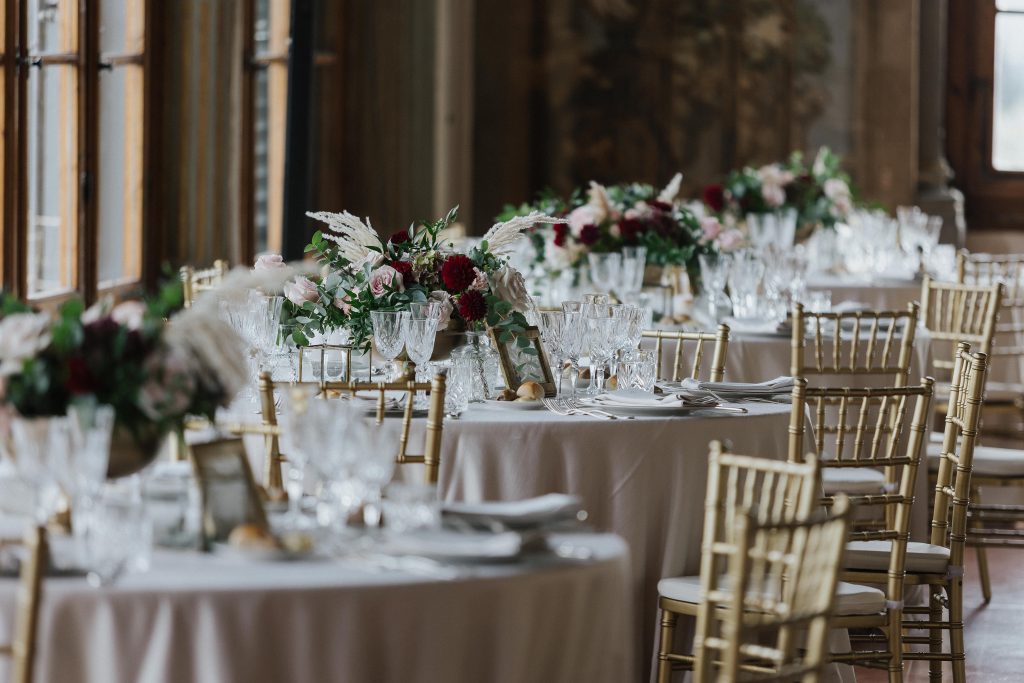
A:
[333,292,352,314]
[368,266,404,297]
[700,216,723,243]
[254,253,285,270]
[284,277,319,306]
[717,228,746,252]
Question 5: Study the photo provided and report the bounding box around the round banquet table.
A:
[0,532,631,683]
[425,400,795,680]
[806,273,922,311]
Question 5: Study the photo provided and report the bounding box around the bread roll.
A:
[228,523,278,550]
[516,380,544,400]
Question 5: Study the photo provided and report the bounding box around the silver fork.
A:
[542,397,613,419]
[561,396,631,420]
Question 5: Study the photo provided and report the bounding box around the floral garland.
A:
[0,283,247,446]
[702,146,854,231]
[278,206,563,352]
[498,174,711,276]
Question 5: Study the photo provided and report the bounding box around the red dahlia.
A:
[578,224,600,246]
[456,290,487,322]
[553,224,569,247]
[440,254,477,292]
[389,260,414,283]
[702,184,726,213]
[388,230,411,245]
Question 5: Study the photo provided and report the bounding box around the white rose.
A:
[352,251,385,272]
[488,265,532,313]
[111,301,147,330]
[253,253,285,270]
[823,178,850,201]
[428,291,453,331]
[0,313,53,376]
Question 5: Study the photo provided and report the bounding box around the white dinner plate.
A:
[484,399,544,411]
[375,530,523,563]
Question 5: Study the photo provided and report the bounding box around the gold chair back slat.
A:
[180,259,229,308]
[268,374,447,485]
[919,276,1002,373]
[0,525,46,683]
[791,302,919,386]
[642,324,730,383]
[957,251,1024,379]
[693,499,852,683]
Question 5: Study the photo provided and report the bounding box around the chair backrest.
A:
[957,250,1024,376]
[180,260,229,308]
[694,498,852,683]
[278,374,447,485]
[697,442,821,620]
[0,525,46,683]
[919,276,1002,377]
[930,344,989,570]
[642,324,730,382]
[791,302,920,387]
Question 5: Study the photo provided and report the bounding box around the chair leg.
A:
[887,613,904,683]
[656,608,678,683]
[929,589,943,682]
[948,581,967,683]
[970,485,993,603]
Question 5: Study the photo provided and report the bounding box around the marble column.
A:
[916,0,966,246]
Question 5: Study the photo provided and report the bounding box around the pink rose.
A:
[700,216,723,243]
[333,292,352,314]
[428,290,453,330]
[368,265,404,297]
[567,205,601,238]
[254,253,285,270]
[717,228,746,252]
[284,277,319,306]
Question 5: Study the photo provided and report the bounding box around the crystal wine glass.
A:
[539,311,567,395]
[587,253,622,297]
[371,310,410,381]
[585,315,620,395]
[404,316,439,407]
[561,311,587,397]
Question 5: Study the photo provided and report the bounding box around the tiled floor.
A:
[858,547,1024,681]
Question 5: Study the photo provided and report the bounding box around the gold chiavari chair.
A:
[268,374,448,485]
[919,277,1003,600]
[693,497,853,683]
[642,324,730,383]
[180,259,229,308]
[0,525,46,683]
[790,379,934,682]
[791,302,921,498]
[841,344,988,683]
[655,436,824,681]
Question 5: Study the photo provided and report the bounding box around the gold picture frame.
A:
[189,438,269,550]
[488,325,557,397]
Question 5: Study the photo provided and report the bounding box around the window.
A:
[948,0,1024,229]
[0,0,148,303]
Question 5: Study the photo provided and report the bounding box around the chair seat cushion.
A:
[845,540,950,574]
[821,467,888,495]
[657,575,885,616]
[927,440,1024,477]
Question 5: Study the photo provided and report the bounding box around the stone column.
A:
[916,0,966,246]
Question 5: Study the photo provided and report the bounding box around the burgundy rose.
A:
[648,200,673,213]
[619,218,644,244]
[578,224,600,246]
[702,184,726,213]
[440,254,477,292]
[456,290,487,322]
[389,260,415,284]
[388,230,411,245]
[66,356,97,395]
[553,224,569,248]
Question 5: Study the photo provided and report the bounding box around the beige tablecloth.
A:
[807,273,921,311]
[430,401,794,680]
[0,533,631,683]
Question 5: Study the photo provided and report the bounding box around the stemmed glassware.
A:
[698,253,733,323]
[587,254,622,296]
[585,314,619,395]
[619,246,647,296]
[562,311,588,397]
[728,250,767,320]
[371,310,410,381]
[354,424,397,529]
[404,314,439,408]
[538,311,567,395]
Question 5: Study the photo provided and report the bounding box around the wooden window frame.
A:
[948,0,1024,230]
[0,0,150,305]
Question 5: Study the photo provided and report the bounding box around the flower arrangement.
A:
[703,146,854,231]
[498,174,709,275]
[0,282,248,452]
[282,206,563,352]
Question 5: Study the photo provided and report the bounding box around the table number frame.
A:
[488,325,557,397]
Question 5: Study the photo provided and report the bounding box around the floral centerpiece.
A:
[281,206,563,353]
[0,283,248,477]
[703,146,854,232]
[498,174,710,277]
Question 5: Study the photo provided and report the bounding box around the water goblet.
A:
[561,311,588,397]
[585,315,619,395]
[728,250,766,320]
[371,310,410,380]
[539,311,567,395]
[619,246,647,295]
[587,254,622,296]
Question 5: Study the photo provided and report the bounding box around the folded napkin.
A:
[678,376,795,397]
[442,494,582,528]
[723,317,791,335]
[377,530,523,561]
[590,389,717,408]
